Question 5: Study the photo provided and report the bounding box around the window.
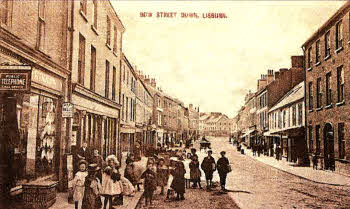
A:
[106,16,111,46]
[297,103,302,125]
[336,21,343,49]
[309,126,313,152]
[308,82,313,109]
[316,40,320,63]
[36,0,46,51]
[0,0,12,26]
[105,60,110,98]
[112,66,116,101]
[337,66,344,102]
[113,26,117,53]
[78,34,86,85]
[325,31,330,57]
[80,0,87,15]
[122,94,125,120]
[339,123,345,159]
[326,72,332,105]
[316,125,321,154]
[292,105,296,126]
[307,47,312,68]
[126,97,128,121]
[90,45,96,91]
[93,0,97,29]
[283,110,286,128]
[316,78,322,108]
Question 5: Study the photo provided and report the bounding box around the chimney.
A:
[275,71,280,80]
[257,74,267,91]
[267,69,274,85]
[291,56,303,68]
[151,78,156,88]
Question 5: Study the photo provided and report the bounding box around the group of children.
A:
[72,155,135,209]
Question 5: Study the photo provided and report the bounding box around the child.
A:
[101,166,121,209]
[171,161,186,201]
[166,158,177,200]
[82,164,102,209]
[105,155,124,206]
[189,155,202,189]
[72,160,88,209]
[156,158,169,195]
[141,162,157,206]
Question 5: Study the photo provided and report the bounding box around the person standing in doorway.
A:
[77,142,91,163]
[201,150,216,190]
[217,151,230,192]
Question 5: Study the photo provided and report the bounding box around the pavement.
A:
[239,142,350,187]
[50,157,148,209]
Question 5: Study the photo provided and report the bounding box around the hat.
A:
[88,164,99,171]
[78,160,88,166]
[170,157,178,161]
[208,150,213,153]
[220,151,226,155]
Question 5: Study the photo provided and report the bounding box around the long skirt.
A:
[120,176,135,195]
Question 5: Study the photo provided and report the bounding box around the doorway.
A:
[324,123,335,170]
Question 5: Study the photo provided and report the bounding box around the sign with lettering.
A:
[62,103,74,118]
[0,65,32,92]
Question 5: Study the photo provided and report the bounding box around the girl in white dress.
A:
[72,160,88,209]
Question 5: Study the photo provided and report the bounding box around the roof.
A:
[199,114,210,121]
[302,2,349,48]
[269,82,304,112]
[122,53,138,79]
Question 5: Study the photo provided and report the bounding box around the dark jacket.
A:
[217,157,230,175]
[171,165,186,194]
[78,147,91,162]
[141,169,157,192]
[201,156,216,174]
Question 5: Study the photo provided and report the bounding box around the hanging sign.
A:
[62,103,74,118]
[0,65,32,92]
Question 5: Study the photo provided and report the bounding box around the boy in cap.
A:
[201,150,216,190]
[217,151,230,192]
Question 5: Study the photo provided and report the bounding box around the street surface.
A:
[208,137,350,209]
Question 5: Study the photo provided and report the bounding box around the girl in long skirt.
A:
[141,162,157,206]
[72,160,88,209]
[82,164,102,209]
[156,158,169,195]
[189,155,202,189]
[171,161,186,201]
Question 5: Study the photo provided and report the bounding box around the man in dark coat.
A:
[77,142,91,163]
[201,150,216,190]
[217,151,230,191]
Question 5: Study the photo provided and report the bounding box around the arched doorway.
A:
[324,123,335,170]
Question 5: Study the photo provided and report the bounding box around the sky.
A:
[111,1,345,118]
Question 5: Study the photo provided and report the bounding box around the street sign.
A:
[62,103,74,118]
[0,65,32,92]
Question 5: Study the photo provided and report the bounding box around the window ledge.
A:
[335,46,344,54]
[315,62,321,67]
[325,104,333,109]
[307,67,312,71]
[316,107,323,111]
[91,25,99,35]
[106,43,111,50]
[336,101,345,106]
[324,55,331,61]
[80,10,88,23]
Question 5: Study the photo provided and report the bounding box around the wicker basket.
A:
[22,180,58,209]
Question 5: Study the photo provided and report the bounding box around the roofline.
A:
[122,53,138,79]
[268,97,304,113]
[302,2,350,48]
[108,0,126,32]
[138,78,154,99]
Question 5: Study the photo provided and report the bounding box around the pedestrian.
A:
[217,151,231,192]
[141,162,157,206]
[91,149,106,182]
[125,153,134,165]
[105,155,124,206]
[156,158,169,195]
[312,154,318,170]
[72,160,88,209]
[190,148,198,161]
[81,164,102,209]
[77,142,91,163]
[101,165,121,209]
[171,161,186,201]
[124,160,137,187]
[201,150,216,190]
[252,144,256,156]
[166,157,177,200]
[189,154,202,189]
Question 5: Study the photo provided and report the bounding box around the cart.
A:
[200,141,211,152]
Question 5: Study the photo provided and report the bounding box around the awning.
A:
[242,129,256,138]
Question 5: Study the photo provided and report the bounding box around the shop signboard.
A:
[62,103,74,118]
[0,65,32,92]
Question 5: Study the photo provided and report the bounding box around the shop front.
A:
[0,61,68,207]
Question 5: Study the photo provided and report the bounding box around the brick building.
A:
[302,1,350,174]
[0,0,70,196]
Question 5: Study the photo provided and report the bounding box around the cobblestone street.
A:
[208,137,350,209]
